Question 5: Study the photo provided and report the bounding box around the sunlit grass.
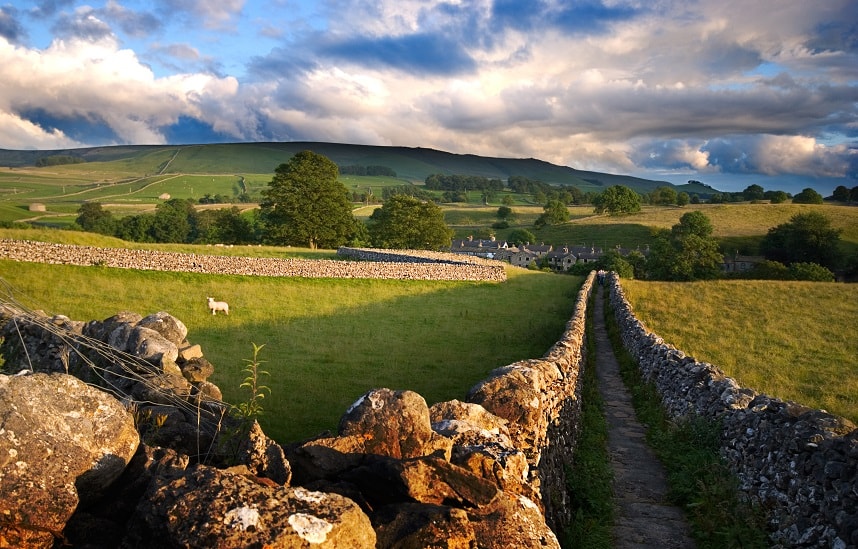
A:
[0,253,580,443]
[620,279,858,423]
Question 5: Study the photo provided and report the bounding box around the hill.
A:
[0,142,713,196]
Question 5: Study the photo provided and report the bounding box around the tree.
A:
[832,185,850,203]
[792,187,824,204]
[534,199,569,228]
[788,262,835,282]
[760,212,842,269]
[650,186,677,206]
[76,202,115,235]
[496,206,514,220]
[507,229,536,246]
[676,192,690,206]
[646,211,723,281]
[151,198,197,243]
[742,184,765,201]
[593,185,641,215]
[368,194,453,250]
[766,190,790,204]
[259,151,355,249]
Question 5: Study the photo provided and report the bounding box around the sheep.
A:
[207,297,229,315]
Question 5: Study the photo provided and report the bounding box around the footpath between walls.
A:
[607,273,858,548]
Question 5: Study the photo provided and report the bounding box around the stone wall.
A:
[0,239,506,282]
[607,273,858,548]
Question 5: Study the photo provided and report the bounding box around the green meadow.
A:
[619,279,858,423]
[0,240,581,443]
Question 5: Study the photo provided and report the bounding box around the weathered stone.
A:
[137,311,188,346]
[468,492,560,549]
[373,503,476,549]
[124,464,375,548]
[430,399,511,438]
[128,326,179,365]
[131,373,192,405]
[178,343,204,362]
[339,388,452,460]
[0,373,139,549]
[180,356,214,382]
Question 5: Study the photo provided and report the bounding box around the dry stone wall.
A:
[0,240,506,282]
[607,273,858,548]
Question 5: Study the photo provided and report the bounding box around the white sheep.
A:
[207,297,229,315]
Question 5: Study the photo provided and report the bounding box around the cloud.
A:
[0,36,243,145]
[103,1,162,38]
[0,109,85,149]
[155,0,245,30]
[52,7,114,42]
[703,135,853,177]
[28,0,76,19]
[0,6,25,43]
[319,33,476,75]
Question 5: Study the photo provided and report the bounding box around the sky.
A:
[0,1,856,194]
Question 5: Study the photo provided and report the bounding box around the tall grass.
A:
[620,279,858,423]
[0,258,581,443]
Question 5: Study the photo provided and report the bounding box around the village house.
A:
[450,235,509,259]
[721,253,765,273]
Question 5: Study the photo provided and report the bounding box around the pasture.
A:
[619,279,858,424]
[0,243,581,443]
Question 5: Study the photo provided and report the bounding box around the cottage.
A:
[545,247,578,272]
[721,254,765,273]
[450,236,509,258]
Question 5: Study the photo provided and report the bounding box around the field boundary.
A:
[0,239,507,281]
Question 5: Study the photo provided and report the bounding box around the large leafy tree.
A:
[593,185,641,215]
[760,212,842,269]
[792,187,824,204]
[646,211,723,281]
[76,202,115,235]
[259,150,355,249]
[151,198,197,243]
[368,194,453,250]
[534,199,569,227]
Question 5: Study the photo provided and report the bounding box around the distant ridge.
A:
[0,141,717,195]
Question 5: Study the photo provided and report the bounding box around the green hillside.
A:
[0,141,676,193]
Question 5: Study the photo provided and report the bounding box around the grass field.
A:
[0,247,581,443]
[619,279,858,424]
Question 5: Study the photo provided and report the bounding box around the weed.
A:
[233,342,270,421]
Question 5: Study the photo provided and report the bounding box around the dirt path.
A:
[592,284,697,548]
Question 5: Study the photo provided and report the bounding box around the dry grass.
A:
[620,279,858,423]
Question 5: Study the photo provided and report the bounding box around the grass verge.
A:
[562,289,613,548]
[602,292,770,548]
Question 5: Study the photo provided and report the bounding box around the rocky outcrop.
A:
[0,373,139,549]
[608,273,858,547]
